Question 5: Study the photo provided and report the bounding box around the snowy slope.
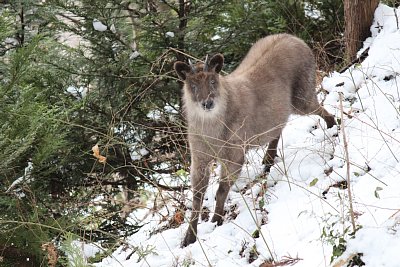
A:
[95,4,400,267]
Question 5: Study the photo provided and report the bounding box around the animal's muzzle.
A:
[201,99,214,111]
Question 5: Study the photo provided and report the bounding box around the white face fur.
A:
[183,87,226,121]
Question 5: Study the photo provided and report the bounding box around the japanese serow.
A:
[174,33,336,247]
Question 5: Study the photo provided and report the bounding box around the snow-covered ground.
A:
[94,4,400,267]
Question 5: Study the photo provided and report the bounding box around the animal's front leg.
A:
[211,154,244,225]
[182,155,212,247]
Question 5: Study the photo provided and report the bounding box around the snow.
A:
[211,35,222,41]
[72,240,102,259]
[93,19,107,32]
[165,32,175,38]
[94,4,400,267]
[305,3,322,19]
[130,51,140,59]
[62,240,102,267]
[4,37,19,45]
[66,86,88,99]
[6,162,33,197]
[131,148,149,161]
[110,24,117,33]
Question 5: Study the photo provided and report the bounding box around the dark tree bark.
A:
[344,0,379,62]
[176,0,191,62]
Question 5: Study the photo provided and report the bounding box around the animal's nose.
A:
[202,99,214,110]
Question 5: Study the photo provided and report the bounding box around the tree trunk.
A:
[176,0,191,62]
[344,0,379,62]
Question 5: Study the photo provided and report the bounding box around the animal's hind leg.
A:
[262,136,280,173]
[295,98,336,129]
[292,92,336,129]
[311,106,336,129]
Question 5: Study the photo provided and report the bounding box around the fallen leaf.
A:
[173,211,184,225]
[92,144,107,163]
[309,178,319,187]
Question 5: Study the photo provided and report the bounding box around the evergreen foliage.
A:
[0,0,343,264]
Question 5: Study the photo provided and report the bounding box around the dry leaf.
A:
[41,242,58,267]
[173,211,184,225]
[332,253,358,267]
[92,144,107,163]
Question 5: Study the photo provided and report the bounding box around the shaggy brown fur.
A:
[174,33,336,247]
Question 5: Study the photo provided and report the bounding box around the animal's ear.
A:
[174,61,191,80]
[209,54,224,73]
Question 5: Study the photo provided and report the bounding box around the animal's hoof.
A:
[325,116,337,129]
[263,164,272,174]
[329,124,339,137]
[181,229,196,247]
[262,157,275,174]
[211,214,224,226]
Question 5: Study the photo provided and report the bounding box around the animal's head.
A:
[174,54,224,112]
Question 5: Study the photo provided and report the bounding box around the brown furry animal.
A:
[174,33,336,247]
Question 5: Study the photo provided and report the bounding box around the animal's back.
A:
[220,33,320,145]
[231,33,313,80]
[230,33,318,115]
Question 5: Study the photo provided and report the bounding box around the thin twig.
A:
[338,47,369,74]
[394,8,399,30]
[339,93,356,232]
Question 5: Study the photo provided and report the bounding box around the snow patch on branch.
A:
[93,19,107,32]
